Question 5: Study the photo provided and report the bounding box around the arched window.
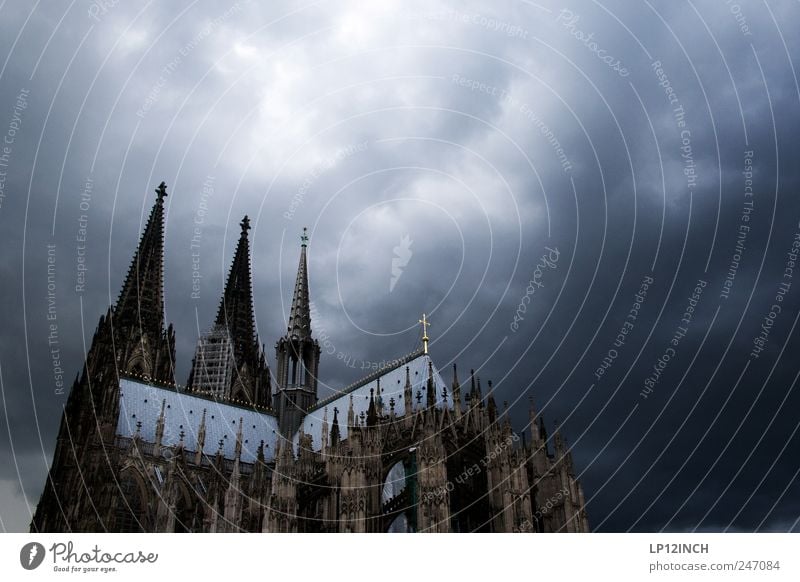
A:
[382,461,406,503]
[115,470,147,532]
[382,461,413,532]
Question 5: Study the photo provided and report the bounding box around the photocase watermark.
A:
[284,141,369,220]
[651,60,697,193]
[390,234,413,292]
[640,279,707,399]
[0,87,29,212]
[309,301,406,373]
[190,176,215,300]
[87,0,121,22]
[725,0,753,37]
[47,540,158,574]
[594,274,653,381]
[451,74,572,173]
[136,3,249,118]
[750,222,800,360]
[74,176,93,294]
[555,9,629,77]
[510,247,560,332]
[423,9,530,39]
[420,432,520,503]
[517,486,570,532]
[45,244,65,396]
[720,150,754,301]
[20,542,46,570]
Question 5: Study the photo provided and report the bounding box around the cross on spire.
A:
[156,181,167,200]
[300,226,309,247]
[240,215,251,233]
[419,313,431,354]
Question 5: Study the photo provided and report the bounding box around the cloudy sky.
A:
[1,0,800,533]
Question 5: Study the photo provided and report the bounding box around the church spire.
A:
[215,216,256,358]
[330,407,341,446]
[366,388,378,426]
[275,228,320,435]
[114,182,168,338]
[189,216,271,407]
[287,227,311,340]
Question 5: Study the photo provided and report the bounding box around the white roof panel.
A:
[295,354,452,452]
[117,379,281,463]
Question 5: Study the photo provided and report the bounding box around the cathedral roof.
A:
[294,352,452,452]
[116,378,280,463]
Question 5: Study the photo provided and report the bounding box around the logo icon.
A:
[390,234,413,292]
[20,542,45,570]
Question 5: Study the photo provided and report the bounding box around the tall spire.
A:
[275,227,320,434]
[215,216,256,359]
[287,227,311,340]
[114,182,168,338]
[189,216,271,407]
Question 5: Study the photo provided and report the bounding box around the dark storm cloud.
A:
[1,0,799,533]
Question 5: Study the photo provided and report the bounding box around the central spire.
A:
[287,227,311,340]
[275,227,321,435]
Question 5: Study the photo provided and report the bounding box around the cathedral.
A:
[31,182,590,533]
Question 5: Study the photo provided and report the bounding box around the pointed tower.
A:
[113,181,175,382]
[330,406,341,446]
[187,216,271,407]
[276,228,321,435]
[32,182,176,533]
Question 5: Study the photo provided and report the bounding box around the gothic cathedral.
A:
[31,183,590,533]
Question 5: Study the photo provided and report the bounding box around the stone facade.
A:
[31,183,589,533]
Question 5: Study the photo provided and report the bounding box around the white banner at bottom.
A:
[1,533,797,581]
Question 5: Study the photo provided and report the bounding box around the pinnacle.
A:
[286,230,312,340]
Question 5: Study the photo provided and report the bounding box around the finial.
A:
[418,312,431,354]
[156,181,167,200]
[301,227,309,247]
[240,215,251,234]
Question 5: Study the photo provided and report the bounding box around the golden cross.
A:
[418,313,431,354]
